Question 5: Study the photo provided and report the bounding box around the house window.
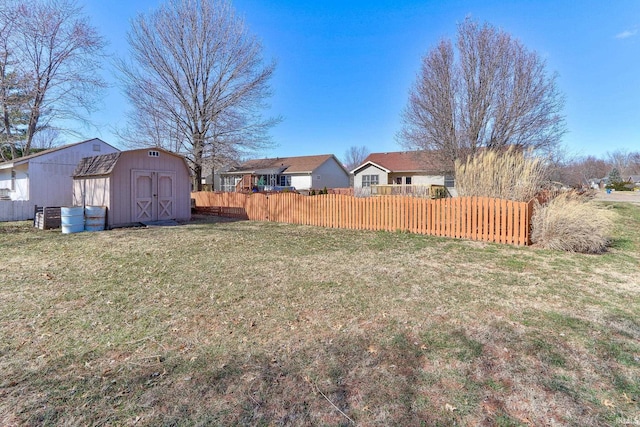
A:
[93,143,101,151]
[11,170,16,191]
[444,176,455,187]
[362,175,379,187]
[405,177,412,185]
[221,176,240,192]
[279,175,291,186]
[148,150,160,157]
[395,177,402,185]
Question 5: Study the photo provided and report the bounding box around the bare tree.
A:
[0,1,27,160]
[31,127,63,150]
[118,0,279,190]
[399,18,565,168]
[553,155,610,188]
[343,145,370,171]
[0,0,106,158]
[606,149,640,178]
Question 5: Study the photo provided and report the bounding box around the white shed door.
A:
[132,170,176,222]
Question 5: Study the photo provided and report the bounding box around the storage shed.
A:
[72,148,192,228]
[0,138,119,221]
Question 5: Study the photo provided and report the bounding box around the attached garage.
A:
[73,148,191,228]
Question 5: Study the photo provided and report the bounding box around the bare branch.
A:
[117,0,280,190]
[3,0,107,156]
[400,18,565,168]
[343,145,370,171]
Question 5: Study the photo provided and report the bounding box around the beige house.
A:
[73,148,192,228]
[352,151,456,197]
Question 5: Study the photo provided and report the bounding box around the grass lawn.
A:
[1,203,639,426]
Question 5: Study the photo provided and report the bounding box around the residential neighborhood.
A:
[219,154,350,193]
[1,0,639,425]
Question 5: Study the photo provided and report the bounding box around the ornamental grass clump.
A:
[455,147,547,202]
[531,193,615,253]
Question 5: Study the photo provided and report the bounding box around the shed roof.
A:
[73,147,191,178]
[227,154,342,175]
[73,152,121,177]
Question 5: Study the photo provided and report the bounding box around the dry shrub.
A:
[455,147,547,202]
[531,193,615,253]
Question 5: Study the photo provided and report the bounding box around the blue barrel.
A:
[61,206,85,234]
[84,206,106,232]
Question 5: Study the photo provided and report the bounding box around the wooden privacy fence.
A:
[191,192,534,246]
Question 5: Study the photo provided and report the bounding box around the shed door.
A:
[157,171,176,221]
[132,170,176,222]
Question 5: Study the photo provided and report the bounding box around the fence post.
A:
[526,198,535,246]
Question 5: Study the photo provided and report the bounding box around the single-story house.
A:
[351,151,456,197]
[0,138,119,220]
[72,147,191,228]
[220,154,350,192]
[627,175,640,188]
[201,164,237,191]
[588,177,607,190]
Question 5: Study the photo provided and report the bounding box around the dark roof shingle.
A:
[73,152,121,177]
[228,154,338,174]
[358,151,450,173]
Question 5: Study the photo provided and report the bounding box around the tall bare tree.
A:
[606,149,640,178]
[343,145,370,171]
[0,1,26,160]
[550,154,611,188]
[118,0,279,190]
[0,0,106,159]
[399,18,565,168]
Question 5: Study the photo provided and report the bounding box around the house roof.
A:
[353,151,450,174]
[628,175,640,183]
[0,138,118,169]
[226,154,344,175]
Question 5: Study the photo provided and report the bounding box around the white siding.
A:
[0,139,118,207]
[290,175,312,190]
[354,164,388,188]
[410,175,445,186]
[28,139,118,207]
[0,170,11,192]
[311,158,350,189]
[11,166,29,201]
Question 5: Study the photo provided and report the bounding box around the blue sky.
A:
[78,0,640,162]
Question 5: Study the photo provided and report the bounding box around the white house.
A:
[0,138,119,220]
[220,154,350,193]
[352,151,456,197]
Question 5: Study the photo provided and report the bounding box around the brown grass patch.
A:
[531,193,616,253]
[1,206,639,425]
